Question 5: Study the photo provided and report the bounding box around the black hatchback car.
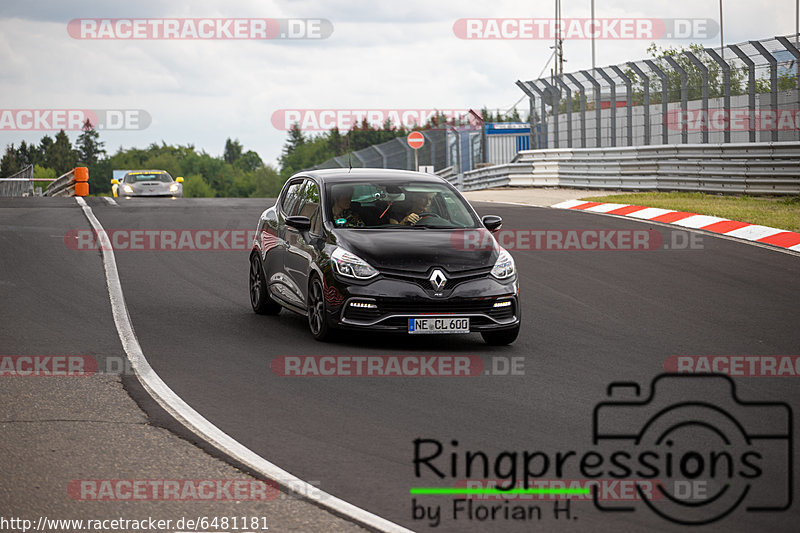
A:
[248,169,520,344]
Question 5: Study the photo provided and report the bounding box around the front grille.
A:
[342,298,516,323]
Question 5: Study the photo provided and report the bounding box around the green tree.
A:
[1,144,20,176]
[182,174,215,197]
[76,119,106,165]
[223,138,243,164]
[47,130,77,175]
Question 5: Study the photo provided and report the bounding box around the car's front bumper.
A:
[324,273,520,333]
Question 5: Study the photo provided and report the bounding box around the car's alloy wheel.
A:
[249,254,280,315]
[307,276,331,341]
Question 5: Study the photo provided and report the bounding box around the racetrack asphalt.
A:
[2,196,799,533]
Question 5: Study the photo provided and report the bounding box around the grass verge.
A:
[579,192,800,232]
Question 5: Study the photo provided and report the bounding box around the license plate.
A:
[408,317,470,334]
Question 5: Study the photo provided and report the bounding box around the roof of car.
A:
[294,168,446,184]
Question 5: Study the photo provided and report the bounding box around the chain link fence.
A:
[517,34,800,148]
[311,129,448,171]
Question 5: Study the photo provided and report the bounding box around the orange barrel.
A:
[74,167,89,196]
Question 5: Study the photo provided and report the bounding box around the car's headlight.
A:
[331,247,378,280]
[122,185,134,193]
[169,183,179,192]
[491,248,515,280]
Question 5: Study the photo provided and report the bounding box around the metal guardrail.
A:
[439,142,800,195]
[44,167,89,197]
[0,165,35,197]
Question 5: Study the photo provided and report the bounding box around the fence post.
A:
[684,51,710,144]
[524,81,549,149]
[750,40,779,142]
[538,78,560,148]
[580,71,602,147]
[729,44,756,143]
[515,80,538,149]
[565,73,587,148]
[664,56,688,144]
[555,77,573,148]
[704,48,731,143]
[643,60,669,145]
[627,62,651,145]
[776,36,800,141]
[610,66,634,146]
[596,68,617,147]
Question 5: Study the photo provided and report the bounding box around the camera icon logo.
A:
[592,373,792,525]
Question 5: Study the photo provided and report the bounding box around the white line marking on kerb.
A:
[74,197,413,533]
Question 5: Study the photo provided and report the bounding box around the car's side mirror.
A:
[111,179,119,185]
[482,215,503,232]
[286,216,311,232]
[176,177,184,183]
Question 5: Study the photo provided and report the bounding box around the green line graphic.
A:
[410,487,590,496]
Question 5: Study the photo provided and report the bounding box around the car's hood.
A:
[332,228,499,274]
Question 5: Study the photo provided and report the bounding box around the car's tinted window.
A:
[325,179,479,229]
[125,172,172,183]
[280,180,305,216]
[296,180,323,235]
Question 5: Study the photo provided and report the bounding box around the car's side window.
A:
[297,180,323,236]
[280,180,304,216]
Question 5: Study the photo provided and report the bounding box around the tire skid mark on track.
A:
[74,196,413,533]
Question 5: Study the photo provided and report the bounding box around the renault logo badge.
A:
[429,269,447,291]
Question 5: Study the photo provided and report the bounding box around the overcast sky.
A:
[0,0,796,167]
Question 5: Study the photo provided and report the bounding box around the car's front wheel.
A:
[249,253,281,315]
[307,275,332,341]
[481,324,520,346]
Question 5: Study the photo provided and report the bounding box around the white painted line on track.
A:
[103,196,118,206]
[74,196,414,533]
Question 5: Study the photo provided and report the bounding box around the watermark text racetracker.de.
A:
[0,109,150,131]
[453,18,718,40]
[451,228,703,251]
[665,355,800,377]
[65,229,256,251]
[68,18,333,39]
[271,355,524,377]
[271,109,475,131]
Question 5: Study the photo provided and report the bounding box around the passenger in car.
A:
[331,185,365,227]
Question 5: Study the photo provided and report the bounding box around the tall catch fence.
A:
[517,34,800,149]
[0,165,35,197]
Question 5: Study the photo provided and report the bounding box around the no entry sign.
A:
[407,131,425,149]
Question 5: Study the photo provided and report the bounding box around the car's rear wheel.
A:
[250,253,281,315]
[307,275,332,341]
[481,324,520,346]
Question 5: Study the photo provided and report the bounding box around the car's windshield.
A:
[325,179,479,229]
[125,172,172,183]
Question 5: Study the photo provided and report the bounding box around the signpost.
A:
[407,131,424,170]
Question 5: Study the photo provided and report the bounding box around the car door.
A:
[267,178,305,308]
[283,179,323,309]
